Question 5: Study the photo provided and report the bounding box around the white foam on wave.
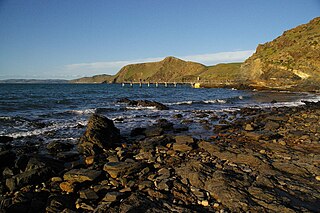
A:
[126,106,157,110]
[67,108,96,115]
[203,99,227,104]
[6,120,87,139]
[166,101,193,105]
[0,116,13,120]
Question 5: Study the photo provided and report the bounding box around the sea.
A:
[0,83,319,145]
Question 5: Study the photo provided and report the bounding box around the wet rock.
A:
[103,161,143,178]
[79,189,99,200]
[6,167,51,191]
[264,121,280,130]
[46,195,76,213]
[130,127,146,136]
[118,192,167,212]
[116,98,131,104]
[0,150,15,168]
[47,141,74,153]
[25,157,46,171]
[133,100,169,110]
[59,181,76,193]
[138,180,154,190]
[0,136,13,144]
[63,169,101,183]
[56,151,80,162]
[244,124,254,131]
[174,135,194,144]
[2,167,14,178]
[156,119,174,130]
[102,192,124,202]
[144,127,164,137]
[78,114,120,156]
[173,124,189,132]
[172,143,192,152]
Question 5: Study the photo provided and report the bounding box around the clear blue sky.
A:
[0,0,319,79]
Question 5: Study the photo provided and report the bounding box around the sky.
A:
[0,0,319,80]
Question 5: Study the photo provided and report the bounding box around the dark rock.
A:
[118,192,167,212]
[6,167,51,191]
[102,192,124,202]
[78,114,120,156]
[126,99,169,110]
[79,189,99,200]
[2,167,14,178]
[173,114,183,119]
[103,161,143,178]
[0,136,13,144]
[173,124,189,132]
[25,157,46,171]
[46,195,76,213]
[264,121,280,130]
[156,119,174,130]
[56,151,80,162]
[213,124,231,133]
[117,98,131,104]
[14,155,30,171]
[130,127,146,136]
[63,169,101,183]
[0,151,16,168]
[174,135,194,144]
[47,141,74,153]
[144,127,164,137]
[172,143,193,152]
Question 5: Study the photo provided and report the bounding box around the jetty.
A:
[119,79,244,88]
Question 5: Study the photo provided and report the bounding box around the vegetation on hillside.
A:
[241,17,320,91]
[70,17,320,91]
[69,74,114,83]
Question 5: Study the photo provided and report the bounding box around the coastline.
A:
[0,100,319,212]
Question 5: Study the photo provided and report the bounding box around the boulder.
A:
[47,141,74,153]
[127,99,169,110]
[6,167,51,191]
[0,136,13,144]
[0,150,16,168]
[63,169,101,183]
[103,161,143,178]
[78,114,120,156]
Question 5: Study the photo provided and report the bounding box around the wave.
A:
[6,120,87,139]
[126,106,157,110]
[203,99,227,104]
[166,97,245,106]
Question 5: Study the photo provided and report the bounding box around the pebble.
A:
[279,141,287,146]
[201,200,209,207]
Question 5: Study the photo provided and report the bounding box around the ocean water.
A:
[0,83,319,144]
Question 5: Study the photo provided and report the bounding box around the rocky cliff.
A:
[241,17,320,91]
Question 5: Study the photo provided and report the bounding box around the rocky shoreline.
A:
[0,101,320,212]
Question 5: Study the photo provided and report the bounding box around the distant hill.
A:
[69,74,114,83]
[0,79,68,84]
[113,56,206,83]
[241,17,320,91]
[70,17,320,91]
[70,57,243,87]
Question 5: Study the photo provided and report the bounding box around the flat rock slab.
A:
[174,135,194,144]
[63,169,101,183]
[172,143,192,152]
[103,161,143,178]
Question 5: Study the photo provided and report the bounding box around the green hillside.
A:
[241,17,320,91]
[112,56,207,83]
[69,74,114,83]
